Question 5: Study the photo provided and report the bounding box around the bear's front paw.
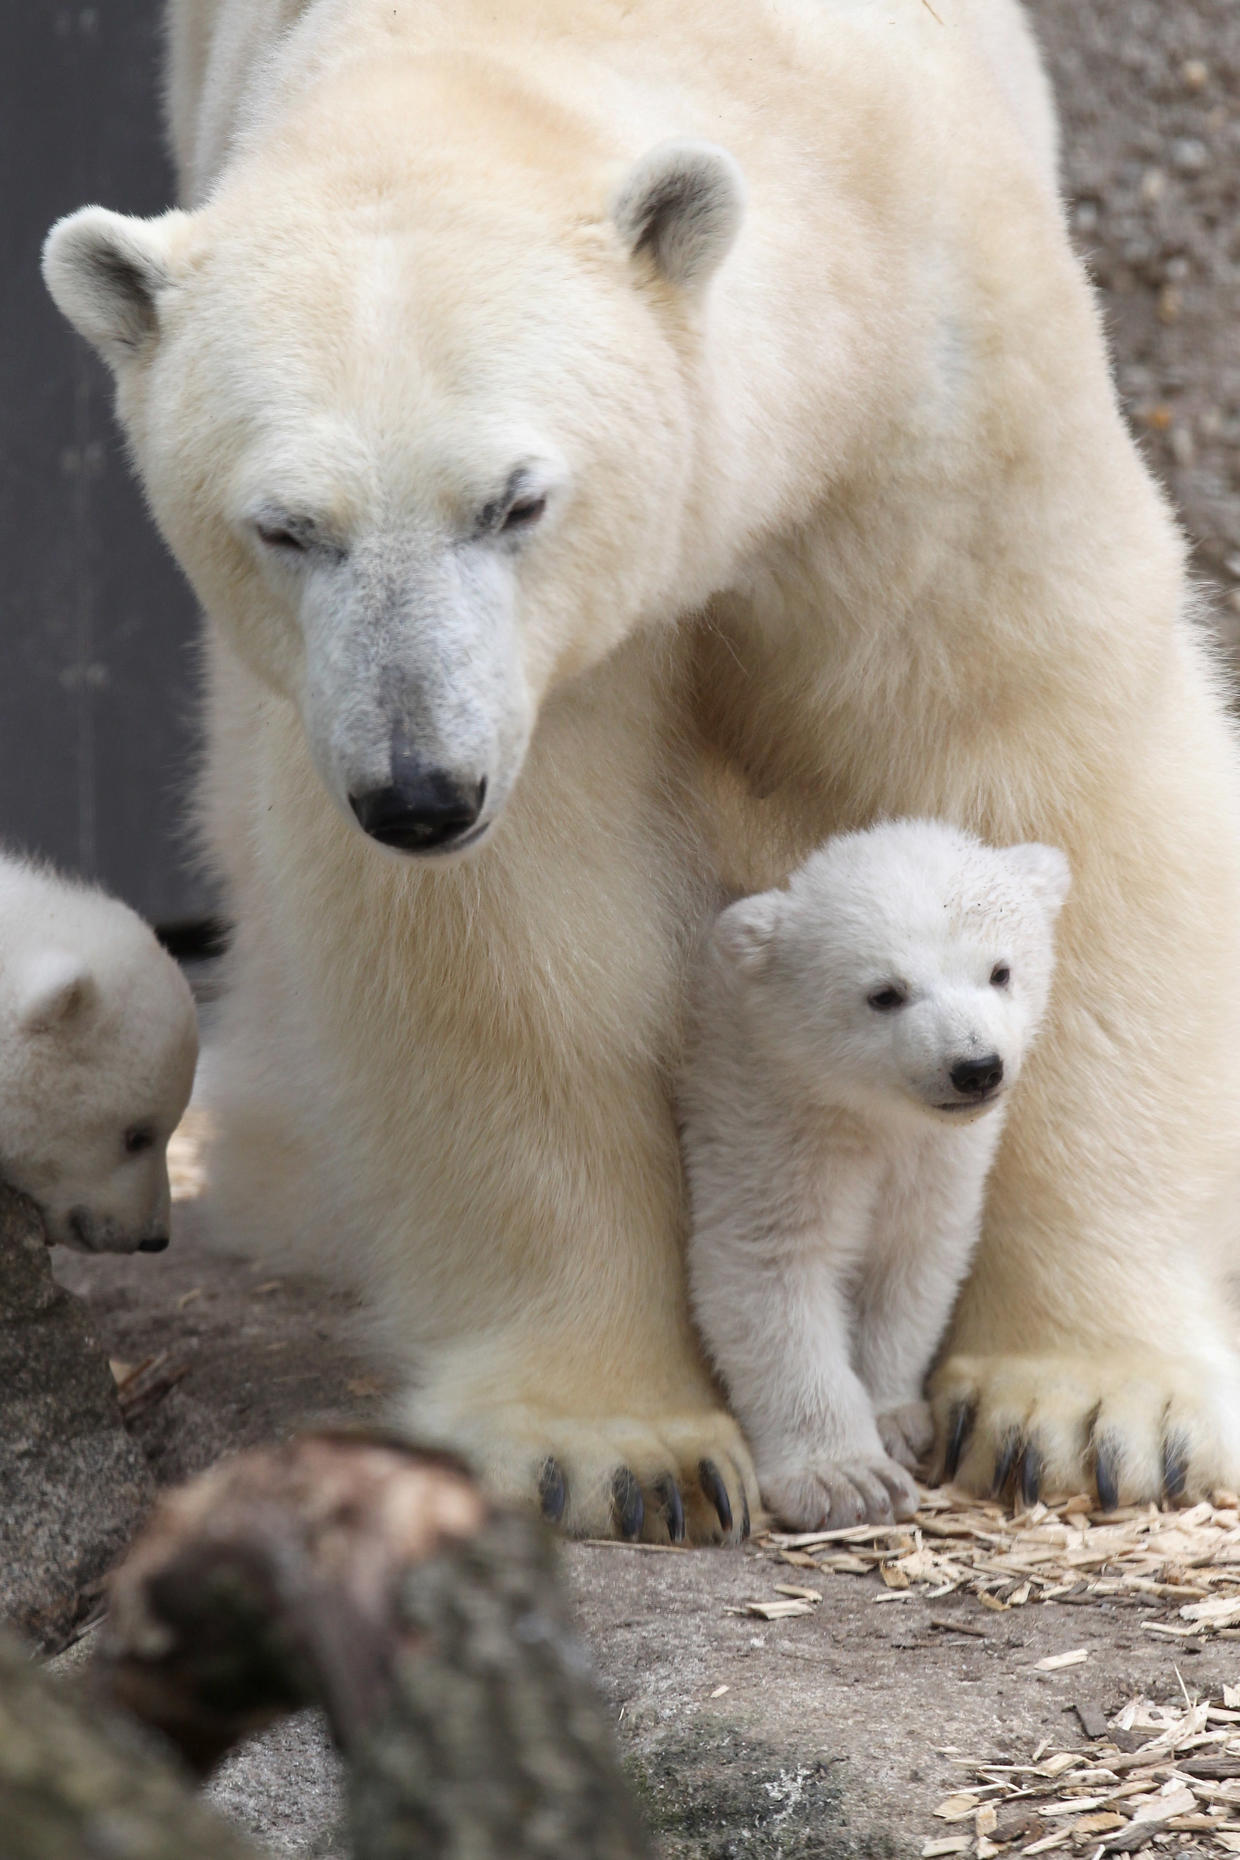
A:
[875,1400,934,1473]
[760,1451,919,1531]
[401,1398,759,1545]
[931,1350,1240,1510]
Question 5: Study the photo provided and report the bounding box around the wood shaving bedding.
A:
[758,1486,1240,1635]
[921,1691,1240,1859]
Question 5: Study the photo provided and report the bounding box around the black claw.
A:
[1093,1435,1121,1513]
[654,1475,686,1545]
[1162,1433,1189,1503]
[538,1456,566,1524]
[992,1430,1021,1497]
[1019,1442,1043,1508]
[612,1466,645,1541]
[698,1458,733,1534]
[739,1482,752,1542]
[944,1402,975,1482]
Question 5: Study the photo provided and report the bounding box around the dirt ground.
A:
[41,3,1240,1852]
[1027,0,1240,660]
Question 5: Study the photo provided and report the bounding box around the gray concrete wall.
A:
[0,2,205,928]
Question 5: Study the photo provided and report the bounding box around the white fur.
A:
[0,853,198,1251]
[37,0,1240,1532]
[682,821,1068,1530]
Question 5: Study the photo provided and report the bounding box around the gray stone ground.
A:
[51,1197,1240,1859]
[35,2,1240,1852]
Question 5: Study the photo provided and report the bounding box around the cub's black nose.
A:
[349,767,486,853]
[950,1054,1004,1096]
[137,1233,170,1254]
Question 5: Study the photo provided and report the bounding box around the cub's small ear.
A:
[611,139,745,291]
[714,892,781,974]
[42,206,187,363]
[17,951,98,1035]
[1005,842,1072,916]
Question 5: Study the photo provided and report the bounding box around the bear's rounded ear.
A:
[611,140,746,292]
[1005,842,1072,917]
[714,892,781,974]
[18,951,98,1036]
[42,206,187,365]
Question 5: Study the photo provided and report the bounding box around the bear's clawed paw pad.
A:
[931,1351,1240,1511]
[460,1408,758,1544]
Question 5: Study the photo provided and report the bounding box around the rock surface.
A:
[51,1193,1240,1860]
[0,1182,152,1653]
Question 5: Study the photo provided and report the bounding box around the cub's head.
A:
[0,910,198,1251]
[42,89,746,858]
[715,820,1070,1123]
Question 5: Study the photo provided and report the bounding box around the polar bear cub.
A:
[0,851,198,1252]
[681,820,1069,1530]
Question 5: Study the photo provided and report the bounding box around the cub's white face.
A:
[717,821,1070,1124]
[42,134,746,858]
[0,945,198,1252]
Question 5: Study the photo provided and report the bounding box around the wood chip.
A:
[1035,1649,1089,1672]
[935,1795,982,1822]
[737,1598,818,1620]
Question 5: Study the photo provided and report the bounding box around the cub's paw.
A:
[409,1402,759,1546]
[931,1350,1240,1510]
[876,1400,934,1473]
[760,1451,919,1531]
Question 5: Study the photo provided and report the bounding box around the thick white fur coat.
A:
[0,852,197,1252]
[682,821,1068,1530]
[40,0,1240,1534]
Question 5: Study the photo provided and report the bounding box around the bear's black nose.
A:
[137,1233,170,1253]
[349,767,487,853]
[950,1054,1004,1096]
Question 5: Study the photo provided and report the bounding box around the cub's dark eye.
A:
[867,985,907,1012]
[124,1123,157,1156]
[500,493,548,533]
[990,964,1011,988]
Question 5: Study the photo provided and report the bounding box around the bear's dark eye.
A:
[867,985,907,1012]
[256,521,308,552]
[500,493,548,533]
[124,1123,157,1156]
[990,964,1011,988]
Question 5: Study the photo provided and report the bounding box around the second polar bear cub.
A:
[682,820,1069,1531]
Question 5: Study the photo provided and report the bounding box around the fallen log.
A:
[91,1431,652,1859]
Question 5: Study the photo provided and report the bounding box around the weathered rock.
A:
[0,1182,152,1652]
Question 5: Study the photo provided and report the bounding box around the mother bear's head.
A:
[43,95,745,857]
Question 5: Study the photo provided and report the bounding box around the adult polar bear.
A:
[44,0,1240,1539]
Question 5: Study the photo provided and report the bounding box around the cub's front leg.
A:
[854,1128,1001,1476]
[687,1168,920,1529]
